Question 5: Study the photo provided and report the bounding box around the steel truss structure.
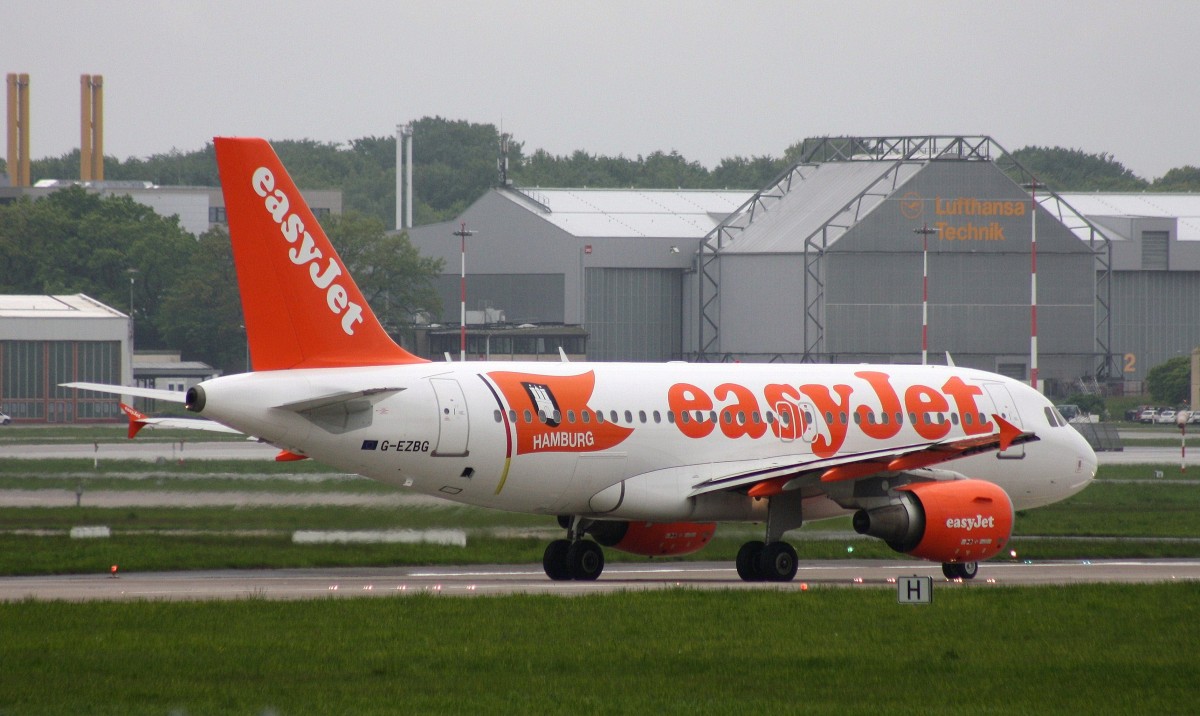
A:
[694,135,1116,380]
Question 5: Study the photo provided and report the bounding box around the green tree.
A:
[0,186,195,349]
[1146,356,1191,406]
[324,212,444,333]
[1008,146,1148,191]
[155,226,246,374]
[1152,166,1200,192]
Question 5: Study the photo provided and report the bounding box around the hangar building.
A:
[408,135,1199,396]
[0,294,131,423]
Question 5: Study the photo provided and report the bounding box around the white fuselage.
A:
[193,361,1096,527]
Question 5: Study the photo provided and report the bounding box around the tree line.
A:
[10,118,1198,228]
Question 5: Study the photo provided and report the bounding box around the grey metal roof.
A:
[0,294,126,319]
[719,162,924,254]
[1058,193,1200,242]
[500,187,753,238]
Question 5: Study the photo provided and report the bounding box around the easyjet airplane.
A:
[68,137,1097,583]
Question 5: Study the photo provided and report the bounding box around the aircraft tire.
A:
[543,539,573,581]
[941,562,979,580]
[736,540,766,582]
[759,541,798,582]
[567,540,604,581]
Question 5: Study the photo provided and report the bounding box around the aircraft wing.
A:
[688,415,1038,498]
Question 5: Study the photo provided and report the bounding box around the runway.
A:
[2,559,1198,602]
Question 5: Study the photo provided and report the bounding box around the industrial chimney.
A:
[80,74,104,181]
[6,73,30,187]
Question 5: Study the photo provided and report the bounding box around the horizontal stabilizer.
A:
[61,382,186,403]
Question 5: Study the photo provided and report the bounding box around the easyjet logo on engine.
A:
[946,514,996,531]
[251,167,364,335]
[666,371,994,458]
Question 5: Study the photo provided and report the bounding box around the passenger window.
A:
[667,411,675,424]
[610,410,619,423]
[624,410,633,423]
[950,413,959,425]
[909,412,918,425]
[537,409,546,423]
[853,412,862,425]
[964,412,973,425]
[493,410,502,422]
[825,411,834,424]
[596,411,605,423]
[509,409,517,423]
[681,411,690,424]
[895,412,903,425]
[722,410,732,424]
[582,411,591,424]
[639,410,647,423]
[709,411,718,423]
[567,410,576,424]
[524,410,532,423]
[840,412,848,425]
[766,412,775,424]
[752,412,761,424]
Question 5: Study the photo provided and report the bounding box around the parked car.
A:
[0,411,10,425]
[1154,410,1178,424]
[1139,408,1160,423]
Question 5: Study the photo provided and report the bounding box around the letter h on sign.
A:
[898,576,933,605]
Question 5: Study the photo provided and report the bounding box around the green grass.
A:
[1,585,1198,715]
[2,461,1200,576]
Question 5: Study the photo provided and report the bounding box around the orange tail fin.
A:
[214,137,425,370]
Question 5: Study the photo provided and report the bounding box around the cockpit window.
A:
[1043,406,1065,427]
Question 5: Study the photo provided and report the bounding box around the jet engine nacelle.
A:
[589,521,716,557]
[852,479,1014,564]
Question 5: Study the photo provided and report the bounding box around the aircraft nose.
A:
[1065,424,1098,494]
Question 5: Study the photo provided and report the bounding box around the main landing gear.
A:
[942,561,979,580]
[737,490,805,582]
[543,516,605,581]
[736,540,798,582]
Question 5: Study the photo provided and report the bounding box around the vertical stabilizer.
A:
[214,137,426,370]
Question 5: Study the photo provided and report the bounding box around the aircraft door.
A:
[430,378,470,457]
[775,401,819,444]
[983,383,1025,459]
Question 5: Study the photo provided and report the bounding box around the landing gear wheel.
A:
[736,540,766,582]
[567,540,605,581]
[759,541,798,582]
[543,539,572,581]
[941,561,979,580]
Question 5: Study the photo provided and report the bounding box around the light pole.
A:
[126,267,137,346]
[914,225,938,366]
[1023,180,1045,392]
[452,223,475,362]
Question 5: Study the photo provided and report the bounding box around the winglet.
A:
[214,137,427,370]
[119,403,149,439]
[993,414,1022,452]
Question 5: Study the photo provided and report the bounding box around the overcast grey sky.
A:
[8,1,1199,180]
